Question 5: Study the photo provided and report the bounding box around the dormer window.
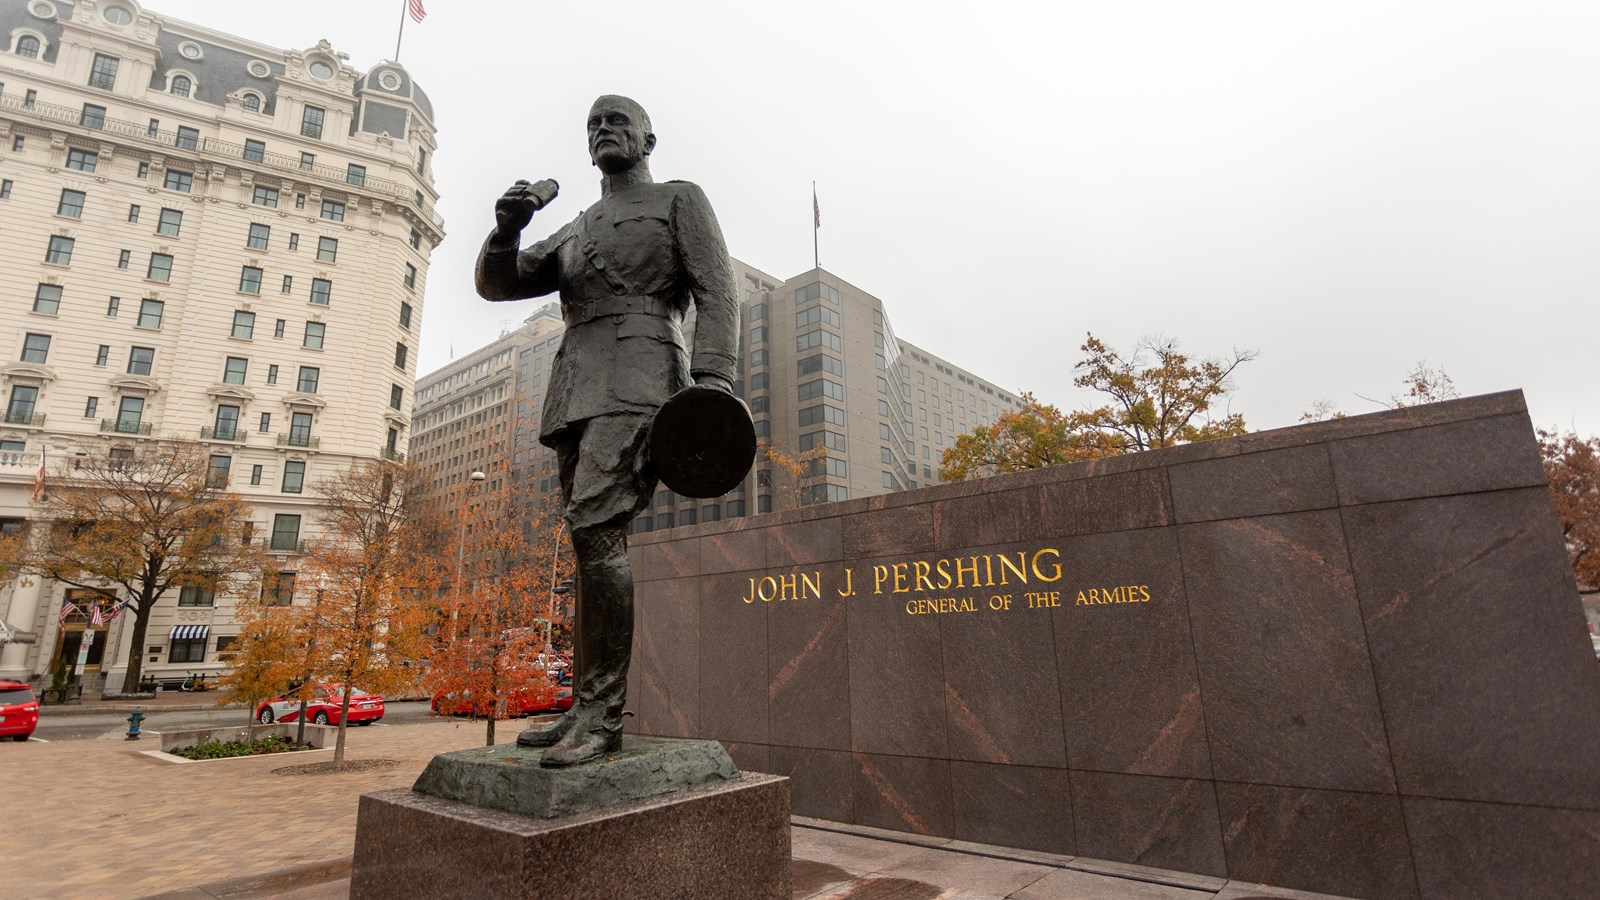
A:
[15,35,40,59]
[171,75,192,98]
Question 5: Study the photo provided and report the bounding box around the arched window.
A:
[16,35,40,58]
[242,93,261,113]
[171,75,192,98]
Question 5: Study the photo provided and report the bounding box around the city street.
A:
[31,701,456,741]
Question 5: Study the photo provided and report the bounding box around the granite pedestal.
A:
[350,737,791,899]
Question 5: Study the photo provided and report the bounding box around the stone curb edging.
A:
[138,855,353,899]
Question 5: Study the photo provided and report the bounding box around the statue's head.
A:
[588,95,654,175]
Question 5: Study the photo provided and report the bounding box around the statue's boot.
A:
[516,708,577,748]
[540,702,622,767]
[539,525,632,768]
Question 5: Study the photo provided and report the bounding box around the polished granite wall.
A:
[623,391,1600,900]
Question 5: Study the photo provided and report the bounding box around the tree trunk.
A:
[121,602,154,691]
[486,712,495,746]
[334,686,352,765]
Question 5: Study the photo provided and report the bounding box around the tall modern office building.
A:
[412,260,1020,532]
[0,0,442,691]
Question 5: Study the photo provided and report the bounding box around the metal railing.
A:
[0,92,444,231]
[277,433,319,449]
[199,426,246,442]
[100,419,153,435]
[3,410,45,426]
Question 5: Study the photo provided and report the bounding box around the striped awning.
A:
[170,625,209,641]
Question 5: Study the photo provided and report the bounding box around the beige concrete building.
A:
[0,0,441,691]
[413,260,1019,534]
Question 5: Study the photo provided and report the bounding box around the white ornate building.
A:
[0,0,442,691]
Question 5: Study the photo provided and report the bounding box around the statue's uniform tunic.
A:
[475,180,738,723]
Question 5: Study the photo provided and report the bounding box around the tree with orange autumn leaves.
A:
[1539,429,1600,594]
[426,454,572,746]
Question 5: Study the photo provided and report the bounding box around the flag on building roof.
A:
[59,600,79,627]
[408,0,427,23]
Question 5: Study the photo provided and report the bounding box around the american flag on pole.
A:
[813,185,821,229]
[59,600,79,627]
[89,603,106,627]
[408,0,426,23]
[104,598,130,622]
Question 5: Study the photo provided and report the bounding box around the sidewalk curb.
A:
[40,702,239,717]
[139,855,352,899]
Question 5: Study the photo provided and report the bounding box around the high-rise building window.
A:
[157,208,183,236]
[170,74,192,97]
[205,456,231,489]
[147,253,173,282]
[175,126,199,151]
[297,366,320,393]
[243,139,265,163]
[79,104,106,129]
[399,302,412,329]
[84,396,98,418]
[232,310,256,339]
[394,343,408,369]
[223,356,248,384]
[301,105,325,139]
[389,384,403,410]
[270,514,301,550]
[242,94,261,113]
[127,346,154,375]
[252,186,278,207]
[118,250,131,269]
[164,170,192,192]
[403,263,417,289]
[346,164,366,186]
[88,53,120,90]
[57,189,85,218]
[45,236,74,265]
[66,149,98,172]
[320,200,344,222]
[213,405,240,440]
[95,345,109,366]
[32,284,61,315]
[15,35,40,59]
[281,461,306,494]
[20,333,50,363]
[303,322,325,350]
[127,204,140,222]
[137,299,164,329]
[310,278,332,305]
[115,396,144,431]
[288,411,313,446]
[238,266,262,294]
[246,223,269,249]
[7,385,38,424]
[316,237,337,262]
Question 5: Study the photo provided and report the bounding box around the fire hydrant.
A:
[126,707,144,741]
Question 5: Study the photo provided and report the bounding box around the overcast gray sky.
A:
[158,0,1599,436]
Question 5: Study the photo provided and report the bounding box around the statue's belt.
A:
[564,294,676,327]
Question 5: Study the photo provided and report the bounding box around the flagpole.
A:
[394,0,408,62]
[812,181,819,271]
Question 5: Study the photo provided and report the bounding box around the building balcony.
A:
[100,419,152,435]
[277,433,319,449]
[0,449,42,471]
[0,92,443,233]
[380,448,405,461]
[200,426,247,443]
[3,410,44,427]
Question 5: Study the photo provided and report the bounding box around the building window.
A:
[262,571,294,604]
[84,396,98,418]
[316,236,337,262]
[127,346,153,375]
[45,236,74,265]
[242,94,261,113]
[18,332,53,366]
[157,207,183,236]
[127,204,140,223]
[271,513,303,549]
[726,499,745,518]
[145,117,159,136]
[179,582,217,607]
[287,233,300,251]
[170,74,192,98]
[32,283,61,314]
[115,396,144,431]
[281,461,305,494]
[147,253,173,282]
[399,302,412,329]
[266,364,278,384]
[394,343,407,369]
[300,105,324,139]
[409,228,421,250]
[238,266,262,294]
[56,189,85,218]
[117,250,130,269]
[252,186,278,207]
[417,147,427,174]
[282,275,293,294]
[296,366,320,393]
[246,223,269,250]
[320,199,344,222]
[403,263,417,289]
[389,384,403,410]
[309,278,331,305]
[205,455,230,489]
[303,322,325,350]
[11,135,22,152]
[15,35,40,58]
[223,356,248,384]
[95,345,109,366]
[3,180,14,199]
[168,637,205,663]
[174,126,199,151]
[249,464,263,486]
[258,412,271,433]
[294,194,306,210]
[750,372,769,392]
[231,310,255,339]
[288,411,313,446]
[7,385,38,424]
[137,299,163,329]
[299,153,314,171]
[345,164,366,186]
[164,169,192,192]
[243,139,265,163]
[750,326,767,345]
[749,302,767,321]
[213,405,240,440]
[86,52,120,90]
[273,320,286,339]
[65,149,98,172]
[80,104,107,129]
[106,297,120,317]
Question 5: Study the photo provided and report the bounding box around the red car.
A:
[0,681,39,742]
[432,669,572,719]
[256,684,384,725]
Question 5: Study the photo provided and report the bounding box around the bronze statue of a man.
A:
[475,96,739,767]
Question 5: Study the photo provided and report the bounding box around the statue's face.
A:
[587,98,654,174]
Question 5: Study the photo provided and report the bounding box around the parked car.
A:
[432,668,572,719]
[255,684,384,725]
[0,681,40,742]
